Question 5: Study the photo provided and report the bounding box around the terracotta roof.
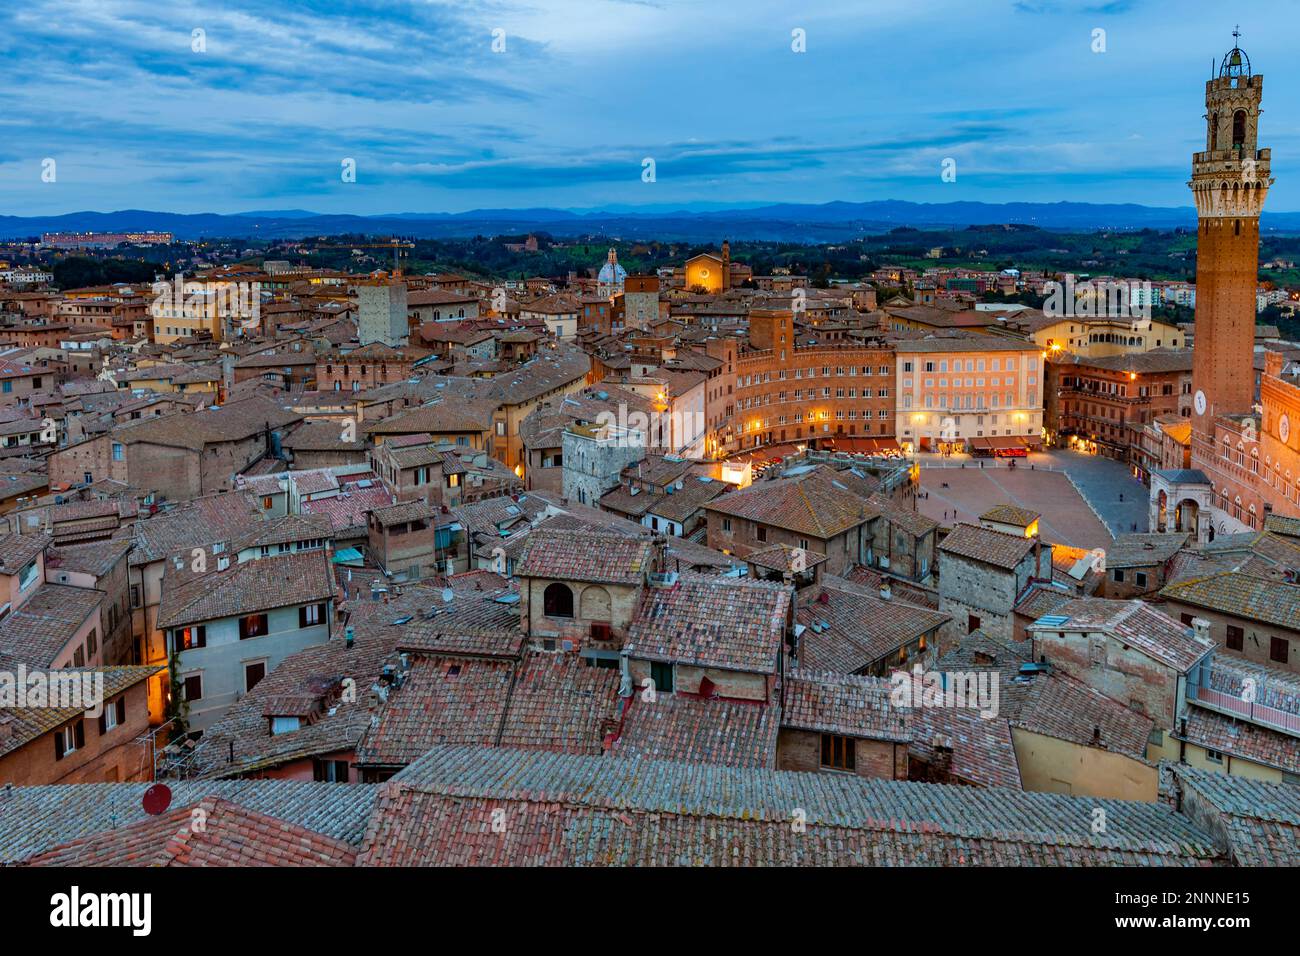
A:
[356,655,513,766]
[939,523,1037,570]
[363,398,497,436]
[455,493,550,549]
[1106,532,1190,568]
[980,505,1040,527]
[0,666,160,759]
[478,347,590,405]
[704,465,879,540]
[0,779,379,863]
[369,500,438,528]
[843,565,941,608]
[746,543,828,574]
[157,550,335,630]
[643,476,729,523]
[0,532,49,572]
[129,493,262,565]
[22,797,357,867]
[495,652,619,754]
[185,589,447,778]
[783,671,909,741]
[231,513,335,552]
[1181,708,1300,776]
[1013,583,1075,621]
[1160,570,1300,634]
[407,289,478,306]
[795,576,950,674]
[937,631,1033,682]
[118,396,301,450]
[867,493,939,537]
[526,503,740,572]
[301,482,395,535]
[627,573,791,674]
[892,334,1032,351]
[39,543,129,587]
[516,528,653,585]
[611,693,778,768]
[394,587,524,659]
[519,386,655,450]
[1263,514,1300,540]
[282,420,364,452]
[1004,673,1154,759]
[1059,349,1194,374]
[1170,766,1300,866]
[907,704,1023,790]
[0,584,104,666]
[1031,598,1214,672]
[356,745,1224,866]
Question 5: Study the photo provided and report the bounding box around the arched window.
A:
[1233,110,1247,148]
[543,582,574,618]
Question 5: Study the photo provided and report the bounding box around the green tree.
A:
[165,645,190,742]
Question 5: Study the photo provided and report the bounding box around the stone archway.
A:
[1149,469,1212,544]
[1175,498,1200,536]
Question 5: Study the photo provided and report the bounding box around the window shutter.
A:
[299,606,307,629]
[116,697,126,725]
[98,712,107,736]
[74,721,85,748]
[54,731,65,760]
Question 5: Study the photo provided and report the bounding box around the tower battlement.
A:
[1190,46,1273,219]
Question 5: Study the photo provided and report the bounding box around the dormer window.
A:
[18,559,37,591]
[270,716,301,735]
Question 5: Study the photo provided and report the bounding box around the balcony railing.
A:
[1187,683,1300,738]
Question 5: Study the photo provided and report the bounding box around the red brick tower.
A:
[1189,35,1272,444]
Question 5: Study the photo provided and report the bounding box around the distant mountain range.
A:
[7,201,1300,243]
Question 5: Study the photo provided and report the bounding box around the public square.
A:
[916,449,1150,549]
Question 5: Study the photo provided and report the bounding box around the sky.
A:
[3,0,1299,216]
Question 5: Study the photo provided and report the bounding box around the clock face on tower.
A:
[1282,414,1291,444]
[1195,390,1207,416]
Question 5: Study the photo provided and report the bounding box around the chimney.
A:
[345,625,355,649]
[1191,617,1211,644]
[617,648,633,699]
[879,582,892,601]
[653,533,670,575]
[1092,725,1102,746]
[930,736,954,782]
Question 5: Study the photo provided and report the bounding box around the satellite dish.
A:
[142,783,173,816]
[441,588,454,604]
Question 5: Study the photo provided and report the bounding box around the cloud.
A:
[0,0,1294,213]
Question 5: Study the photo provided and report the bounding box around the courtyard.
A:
[916,449,1151,550]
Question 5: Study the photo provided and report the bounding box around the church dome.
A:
[598,261,627,284]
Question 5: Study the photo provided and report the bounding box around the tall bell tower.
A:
[1189,31,1272,442]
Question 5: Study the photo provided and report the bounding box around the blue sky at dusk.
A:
[3,0,1297,215]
